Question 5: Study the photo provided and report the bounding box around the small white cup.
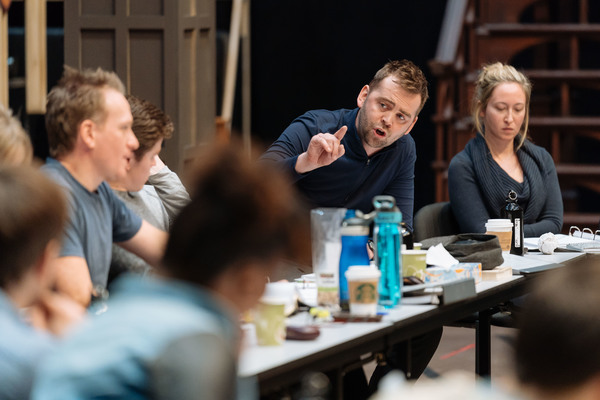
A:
[345,266,381,316]
[485,219,513,253]
[263,281,297,316]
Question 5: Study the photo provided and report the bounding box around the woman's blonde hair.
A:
[472,62,532,149]
[0,105,33,165]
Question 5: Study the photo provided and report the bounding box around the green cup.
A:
[402,249,428,280]
[253,299,286,346]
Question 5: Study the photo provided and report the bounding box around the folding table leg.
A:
[476,308,493,377]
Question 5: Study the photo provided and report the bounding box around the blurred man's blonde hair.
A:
[45,66,126,158]
[0,105,33,165]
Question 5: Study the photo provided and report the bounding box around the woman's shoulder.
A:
[521,139,554,163]
[449,141,477,170]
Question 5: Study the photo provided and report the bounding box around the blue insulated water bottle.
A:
[373,196,402,308]
[339,210,371,311]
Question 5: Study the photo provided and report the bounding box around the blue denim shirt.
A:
[0,290,53,400]
[32,275,257,400]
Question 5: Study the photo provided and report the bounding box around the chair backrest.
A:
[413,201,460,242]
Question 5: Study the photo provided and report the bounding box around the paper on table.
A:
[500,253,551,271]
[524,234,597,251]
[425,243,459,268]
[500,252,584,273]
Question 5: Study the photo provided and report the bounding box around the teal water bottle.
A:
[338,210,371,311]
[373,196,402,308]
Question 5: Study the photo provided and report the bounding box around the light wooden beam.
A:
[0,7,8,107]
[220,0,242,133]
[241,0,251,154]
[25,0,46,114]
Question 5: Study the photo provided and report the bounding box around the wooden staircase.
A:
[429,0,600,232]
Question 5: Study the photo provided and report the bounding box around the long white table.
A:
[239,251,585,398]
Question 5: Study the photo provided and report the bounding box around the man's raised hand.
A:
[295,126,347,174]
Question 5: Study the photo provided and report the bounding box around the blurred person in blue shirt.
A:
[0,166,84,400]
[32,143,310,400]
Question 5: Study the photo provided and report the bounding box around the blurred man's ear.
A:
[79,120,96,149]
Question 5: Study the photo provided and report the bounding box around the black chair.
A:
[412,202,516,377]
[413,201,460,243]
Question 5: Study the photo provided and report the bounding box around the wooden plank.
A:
[528,117,600,129]
[524,70,600,81]
[430,0,468,73]
[0,8,7,106]
[25,0,47,114]
[462,69,600,83]
[563,213,600,230]
[220,0,242,133]
[477,23,600,36]
[556,164,600,176]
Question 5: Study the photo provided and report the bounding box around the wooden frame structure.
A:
[62,0,217,172]
[429,0,600,229]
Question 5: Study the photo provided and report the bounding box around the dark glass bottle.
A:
[501,190,524,255]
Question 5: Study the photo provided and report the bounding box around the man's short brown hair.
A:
[369,60,429,115]
[0,166,67,287]
[45,66,126,158]
[126,95,174,161]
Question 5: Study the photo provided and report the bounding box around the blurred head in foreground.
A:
[516,259,600,400]
[0,105,33,166]
[0,165,67,305]
[161,143,310,312]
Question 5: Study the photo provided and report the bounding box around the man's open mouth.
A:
[374,128,386,137]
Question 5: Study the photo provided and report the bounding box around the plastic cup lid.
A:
[345,265,381,280]
[485,219,513,228]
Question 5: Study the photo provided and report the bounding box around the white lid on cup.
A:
[260,281,297,315]
[345,265,381,281]
[485,218,513,232]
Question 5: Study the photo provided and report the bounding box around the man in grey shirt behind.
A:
[108,95,190,281]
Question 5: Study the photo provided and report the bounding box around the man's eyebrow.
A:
[379,95,412,119]
[399,108,412,119]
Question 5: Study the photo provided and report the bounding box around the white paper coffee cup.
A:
[485,219,513,252]
[345,266,381,316]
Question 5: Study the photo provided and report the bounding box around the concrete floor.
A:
[364,325,519,391]
[419,326,518,385]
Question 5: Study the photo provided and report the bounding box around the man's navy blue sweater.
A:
[261,108,416,230]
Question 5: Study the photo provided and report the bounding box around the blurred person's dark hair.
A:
[161,142,310,286]
[126,95,174,161]
[0,166,67,287]
[516,258,600,396]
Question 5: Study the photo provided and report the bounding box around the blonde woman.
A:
[448,63,562,236]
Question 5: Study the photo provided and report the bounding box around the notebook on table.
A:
[564,226,600,253]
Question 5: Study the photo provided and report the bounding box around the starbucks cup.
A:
[345,266,381,316]
[485,219,513,253]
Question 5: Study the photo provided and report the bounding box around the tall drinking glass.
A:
[311,208,347,310]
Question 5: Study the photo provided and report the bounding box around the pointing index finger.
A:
[334,125,348,141]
